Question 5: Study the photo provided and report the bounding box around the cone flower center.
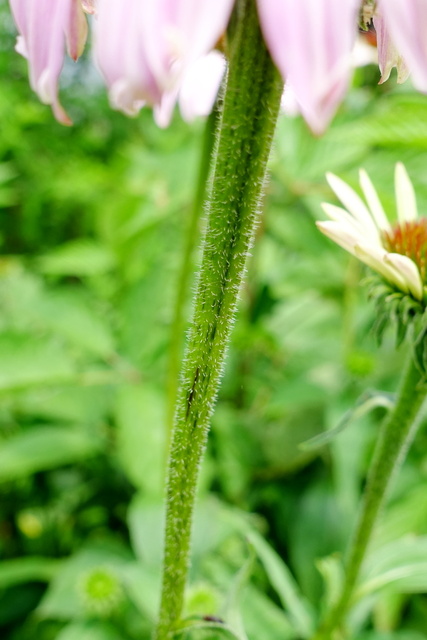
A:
[383,219,427,282]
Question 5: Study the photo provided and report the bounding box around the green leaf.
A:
[358,633,427,640]
[37,543,132,620]
[37,240,115,276]
[56,621,124,640]
[221,552,254,640]
[316,555,345,612]
[0,426,101,482]
[174,621,246,640]
[300,390,394,450]
[357,536,427,600]
[0,332,75,392]
[227,514,315,638]
[115,384,166,495]
[37,289,116,358]
[0,557,60,588]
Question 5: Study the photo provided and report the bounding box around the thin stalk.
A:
[313,355,426,640]
[166,106,220,445]
[153,1,283,637]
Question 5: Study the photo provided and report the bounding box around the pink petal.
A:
[95,0,233,122]
[373,13,409,84]
[178,51,226,122]
[94,0,161,115]
[257,0,360,134]
[9,0,88,124]
[139,0,233,93]
[378,0,427,92]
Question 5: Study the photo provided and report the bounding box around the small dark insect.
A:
[202,615,224,624]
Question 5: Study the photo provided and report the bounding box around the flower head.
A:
[317,164,425,301]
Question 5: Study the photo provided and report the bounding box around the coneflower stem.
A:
[166,105,220,448]
[312,354,426,639]
[153,0,283,637]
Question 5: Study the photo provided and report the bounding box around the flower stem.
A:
[312,355,426,640]
[154,1,283,638]
[166,105,220,446]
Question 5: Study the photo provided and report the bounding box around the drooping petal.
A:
[139,0,233,93]
[326,172,380,240]
[178,51,226,122]
[354,244,409,292]
[373,13,409,84]
[395,162,418,224]
[359,169,391,232]
[9,0,88,124]
[384,252,423,300]
[257,0,360,134]
[377,0,427,92]
[94,0,233,123]
[94,0,161,115]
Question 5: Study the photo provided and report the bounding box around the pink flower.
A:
[256,0,361,134]
[94,0,233,125]
[376,0,427,92]
[9,0,88,125]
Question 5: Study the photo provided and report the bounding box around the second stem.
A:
[314,354,426,639]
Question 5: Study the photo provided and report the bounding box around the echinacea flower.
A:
[8,0,427,132]
[317,164,425,301]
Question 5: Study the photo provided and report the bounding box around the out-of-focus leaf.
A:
[316,555,344,612]
[301,391,394,450]
[223,553,254,640]
[37,240,115,276]
[56,621,123,640]
[357,536,427,599]
[205,555,297,640]
[115,384,165,496]
[175,620,247,639]
[0,332,75,391]
[227,512,315,638]
[37,289,116,358]
[0,426,101,482]
[0,557,60,588]
[358,632,427,640]
[37,543,132,620]
[121,561,160,623]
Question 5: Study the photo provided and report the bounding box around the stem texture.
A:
[166,107,220,444]
[313,355,426,639]
[154,1,283,638]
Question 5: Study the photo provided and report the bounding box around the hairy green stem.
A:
[154,1,283,638]
[166,106,220,445]
[313,355,426,640]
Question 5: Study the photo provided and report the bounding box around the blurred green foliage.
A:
[2,4,427,638]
